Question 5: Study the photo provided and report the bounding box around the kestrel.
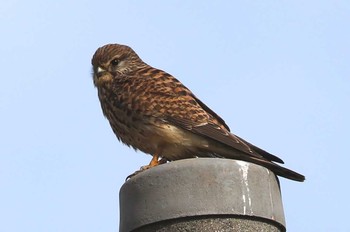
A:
[92,44,305,182]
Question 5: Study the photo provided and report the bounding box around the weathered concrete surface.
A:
[119,158,286,232]
[132,216,282,232]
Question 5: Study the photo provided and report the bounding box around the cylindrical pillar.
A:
[119,158,286,232]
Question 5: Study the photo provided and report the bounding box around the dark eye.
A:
[111,59,119,66]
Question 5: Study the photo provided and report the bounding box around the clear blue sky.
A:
[1,1,349,231]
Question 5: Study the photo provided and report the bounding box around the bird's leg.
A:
[144,153,160,169]
[126,154,166,181]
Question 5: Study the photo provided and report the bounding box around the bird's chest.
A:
[96,85,200,158]
[97,87,161,152]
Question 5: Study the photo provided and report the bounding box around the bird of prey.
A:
[91,43,305,182]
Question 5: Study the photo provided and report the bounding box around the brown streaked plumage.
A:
[91,43,305,182]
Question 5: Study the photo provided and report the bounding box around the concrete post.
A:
[119,158,286,232]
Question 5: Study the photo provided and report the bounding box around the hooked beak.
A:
[95,66,106,79]
[97,66,105,73]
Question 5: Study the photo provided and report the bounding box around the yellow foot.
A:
[125,155,168,181]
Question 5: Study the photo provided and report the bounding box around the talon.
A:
[125,169,144,181]
[125,154,166,181]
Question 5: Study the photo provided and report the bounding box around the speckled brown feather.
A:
[91,43,305,182]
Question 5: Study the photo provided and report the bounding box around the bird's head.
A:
[91,44,146,87]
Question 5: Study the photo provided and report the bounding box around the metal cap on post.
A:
[119,158,286,232]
